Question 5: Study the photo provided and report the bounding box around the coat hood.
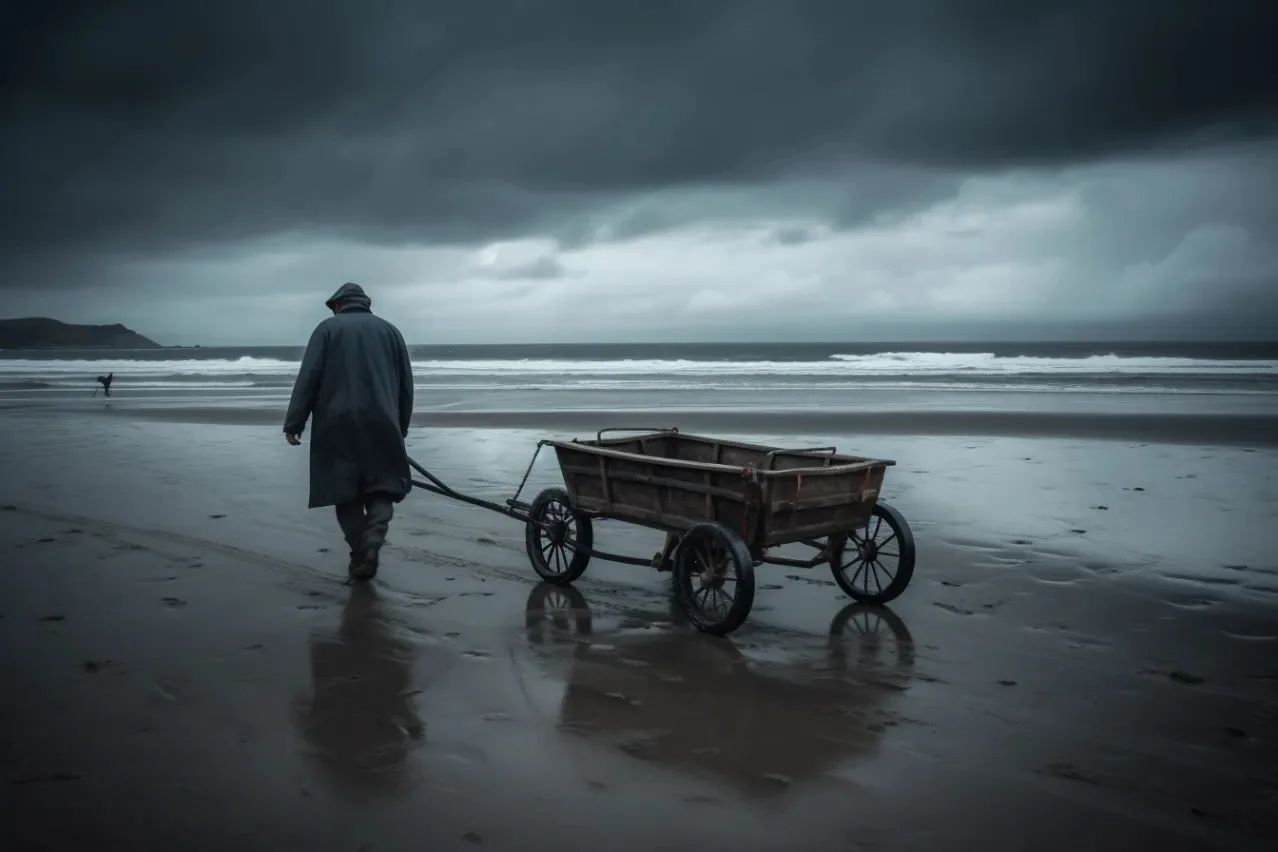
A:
[325,282,372,313]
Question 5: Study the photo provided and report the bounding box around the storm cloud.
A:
[1,0,1275,342]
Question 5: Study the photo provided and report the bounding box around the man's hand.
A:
[285,433,302,446]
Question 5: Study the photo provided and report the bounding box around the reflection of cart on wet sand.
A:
[411,428,917,636]
[524,583,916,798]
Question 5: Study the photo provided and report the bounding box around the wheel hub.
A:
[548,520,568,546]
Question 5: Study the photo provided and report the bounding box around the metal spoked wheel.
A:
[525,582,592,645]
[525,487,594,585]
[672,522,756,637]
[829,502,916,605]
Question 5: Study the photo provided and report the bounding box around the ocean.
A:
[3,341,1277,390]
[0,336,1272,478]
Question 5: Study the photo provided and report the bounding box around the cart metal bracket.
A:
[409,455,656,568]
[765,446,837,459]
[594,426,680,442]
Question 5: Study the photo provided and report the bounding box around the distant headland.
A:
[0,317,162,350]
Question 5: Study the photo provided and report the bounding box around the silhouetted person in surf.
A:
[94,372,114,397]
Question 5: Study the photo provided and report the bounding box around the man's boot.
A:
[355,497,393,581]
[352,545,379,581]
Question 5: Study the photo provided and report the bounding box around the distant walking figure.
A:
[94,372,114,397]
[284,283,415,583]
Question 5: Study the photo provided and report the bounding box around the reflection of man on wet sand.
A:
[527,583,915,800]
[294,584,424,800]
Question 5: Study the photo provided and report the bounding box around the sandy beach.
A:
[2,409,1277,851]
[6,0,1278,845]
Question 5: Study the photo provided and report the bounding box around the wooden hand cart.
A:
[408,427,916,636]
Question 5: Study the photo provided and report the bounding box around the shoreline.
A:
[48,404,1278,447]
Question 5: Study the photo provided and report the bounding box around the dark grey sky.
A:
[2,0,1276,343]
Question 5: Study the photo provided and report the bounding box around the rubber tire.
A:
[829,501,916,605]
[525,487,593,586]
[672,522,756,637]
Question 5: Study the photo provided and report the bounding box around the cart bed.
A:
[547,430,894,550]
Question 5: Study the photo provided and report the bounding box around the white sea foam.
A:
[0,352,1274,379]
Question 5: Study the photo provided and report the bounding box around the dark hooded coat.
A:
[284,283,415,508]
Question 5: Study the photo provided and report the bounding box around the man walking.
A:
[284,282,415,582]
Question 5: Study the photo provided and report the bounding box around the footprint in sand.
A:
[1140,667,1206,685]
[1040,762,1100,786]
[1225,564,1278,577]
[209,514,227,520]
[39,614,66,622]
[14,773,83,784]
[786,574,836,587]
[36,537,56,544]
[162,597,188,609]
[82,660,112,672]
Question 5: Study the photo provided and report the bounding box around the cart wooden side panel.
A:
[553,441,754,534]
[759,462,886,546]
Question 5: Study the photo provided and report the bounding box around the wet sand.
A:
[2,412,1277,850]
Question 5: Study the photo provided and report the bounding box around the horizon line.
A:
[20,338,1276,350]
[172,338,1278,346]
